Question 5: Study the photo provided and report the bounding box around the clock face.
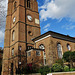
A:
[13,17,16,23]
[27,15,32,21]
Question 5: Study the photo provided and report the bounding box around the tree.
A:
[0,0,7,29]
[71,51,75,62]
[0,0,7,46]
[63,51,75,68]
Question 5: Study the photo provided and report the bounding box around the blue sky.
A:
[0,0,75,48]
[38,0,75,36]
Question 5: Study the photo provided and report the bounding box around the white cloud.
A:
[39,0,75,21]
[0,31,4,43]
[43,24,50,29]
[44,28,49,32]
[0,0,8,46]
[62,24,75,30]
[0,0,8,29]
[43,24,50,32]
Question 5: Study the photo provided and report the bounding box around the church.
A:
[2,0,75,75]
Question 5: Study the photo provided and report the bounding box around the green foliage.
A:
[63,51,75,68]
[52,63,63,72]
[63,51,72,62]
[63,51,75,62]
[70,68,75,71]
[64,66,69,72]
[38,66,50,75]
[56,59,63,66]
[71,51,75,62]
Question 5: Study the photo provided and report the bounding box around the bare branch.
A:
[0,0,7,31]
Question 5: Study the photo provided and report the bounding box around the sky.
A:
[0,0,75,48]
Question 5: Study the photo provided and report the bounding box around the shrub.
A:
[70,68,75,71]
[38,66,50,75]
[18,64,38,74]
[64,66,69,72]
[52,63,63,72]
[56,59,63,66]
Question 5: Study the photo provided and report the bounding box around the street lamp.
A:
[19,46,22,75]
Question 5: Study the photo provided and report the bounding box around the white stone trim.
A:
[35,18,40,24]
[47,71,75,75]
[35,35,51,43]
[27,49,33,52]
[47,74,52,75]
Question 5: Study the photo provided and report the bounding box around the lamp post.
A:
[19,46,22,75]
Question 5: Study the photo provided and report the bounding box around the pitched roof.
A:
[32,31,75,43]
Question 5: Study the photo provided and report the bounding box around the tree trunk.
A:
[70,60,73,68]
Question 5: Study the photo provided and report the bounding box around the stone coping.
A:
[16,73,41,75]
[47,71,75,75]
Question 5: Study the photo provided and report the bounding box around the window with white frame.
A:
[39,44,46,65]
[12,48,14,56]
[12,30,15,41]
[28,51,31,57]
[36,51,41,56]
[57,43,63,58]
[67,44,71,50]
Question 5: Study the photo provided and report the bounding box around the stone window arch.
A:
[57,43,63,58]
[12,30,15,41]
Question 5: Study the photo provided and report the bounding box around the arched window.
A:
[14,1,17,11]
[67,44,71,50]
[12,30,15,41]
[57,43,63,58]
[39,44,45,49]
[27,0,30,8]
[12,48,14,56]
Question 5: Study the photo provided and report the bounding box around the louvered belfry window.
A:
[27,0,30,8]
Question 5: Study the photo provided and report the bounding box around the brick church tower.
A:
[2,0,40,75]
